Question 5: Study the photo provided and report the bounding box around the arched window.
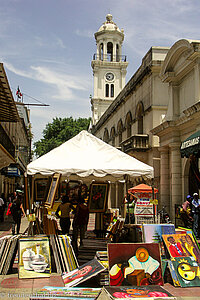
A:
[103,128,109,143]
[99,43,103,60]
[110,127,116,147]
[136,102,144,134]
[117,119,123,144]
[111,84,114,97]
[107,42,113,61]
[125,111,132,138]
[106,84,109,97]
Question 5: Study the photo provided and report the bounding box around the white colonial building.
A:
[90,15,200,222]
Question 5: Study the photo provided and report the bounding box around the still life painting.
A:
[18,237,51,279]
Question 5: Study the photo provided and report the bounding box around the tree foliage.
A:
[34,117,91,157]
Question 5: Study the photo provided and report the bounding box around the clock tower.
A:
[91,14,128,125]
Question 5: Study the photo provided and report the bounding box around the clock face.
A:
[106,72,114,81]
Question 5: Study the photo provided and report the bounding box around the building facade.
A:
[152,39,200,221]
[0,63,32,198]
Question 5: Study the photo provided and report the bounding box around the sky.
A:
[1,0,200,147]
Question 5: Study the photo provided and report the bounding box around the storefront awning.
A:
[180,130,200,158]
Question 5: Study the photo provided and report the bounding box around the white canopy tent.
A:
[27,130,154,182]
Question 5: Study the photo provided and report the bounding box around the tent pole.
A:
[152,178,156,223]
[24,172,30,214]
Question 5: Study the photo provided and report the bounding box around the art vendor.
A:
[124,193,137,224]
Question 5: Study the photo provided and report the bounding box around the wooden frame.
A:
[88,182,109,213]
[34,178,49,201]
[44,174,61,208]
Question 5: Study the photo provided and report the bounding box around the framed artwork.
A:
[108,243,163,286]
[44,174,61,208]
[18,236,51,279]
[88,182,109,213]
[34,178,49,201]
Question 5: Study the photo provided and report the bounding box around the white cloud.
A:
[4,62,91,101]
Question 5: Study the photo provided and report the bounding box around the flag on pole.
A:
[16,86,22,100]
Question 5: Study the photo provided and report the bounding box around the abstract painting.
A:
[108,243,163,286]
[170,256,200,287]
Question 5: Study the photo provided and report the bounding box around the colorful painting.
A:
[62,258,105,287]
[18,236,51,279]
[108,243,163,286]
[143,224,175,257]
[31,286,101,300]
[170,256,200,287]
[162,233,200,262]
[88,182,109,213]
[98,286,175,299]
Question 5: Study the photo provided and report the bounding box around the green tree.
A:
[34,117,91,157]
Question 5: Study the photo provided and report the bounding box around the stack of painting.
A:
[95,250,109,286]
[49,234,78,274]
[162,230,200,287]
[0,234,21,275]
[18,234,78,279]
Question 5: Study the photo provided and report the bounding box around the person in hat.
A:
[192,192,200,238]
[180,195,193,228]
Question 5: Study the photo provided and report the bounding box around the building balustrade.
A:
[121,134,150,153]
[93,53,127,62]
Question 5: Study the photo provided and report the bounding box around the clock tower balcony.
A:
[92,53,127,62]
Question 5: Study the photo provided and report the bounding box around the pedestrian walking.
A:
[72,198,89,254]
[10,193,26,235]
[55,194,72,235]
[192,192,200,238]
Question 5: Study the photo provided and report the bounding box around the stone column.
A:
[159,146,170,211]
[194,60,200,102]
[169,142,182,222]
[103,41,107,61]
[113,43,116,62]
